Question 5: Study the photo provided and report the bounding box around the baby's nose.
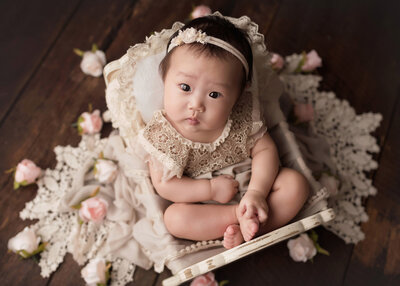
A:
[188,96,205,112]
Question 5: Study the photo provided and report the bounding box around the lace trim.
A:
[280,62,382,243]
[160,110,233,151]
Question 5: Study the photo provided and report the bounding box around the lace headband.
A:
[167,28,249,78]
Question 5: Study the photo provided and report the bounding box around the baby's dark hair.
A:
[159,16,253,89]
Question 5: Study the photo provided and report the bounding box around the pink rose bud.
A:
[191,5,212,19]
[94,159,118,184]
[80,50,107,77]
[14,159,41,186]
[293,103,314,122]
[319,173,339,196]
[79,110,103,135]
[301,50,322,72]
[8,227,41,257]
[79,197,108,223]
[287,233,317,262]
[270,53,284,70]
[190,272,218,286]
[81,258,107,285]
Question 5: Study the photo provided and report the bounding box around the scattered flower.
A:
[8,227,46,258]
[270,53,284,70]
[78,109,103,135]
[319,173,339,196]
[287,233,317,262]
[74,44,106,77]
[301,50,322,72]
[191,272,218,286]
[81,258,111,286]
[191,5,212,19]
[293,103,314,123]
[14,159,42,189]
[94,159,118,184]
[79,197,109,223]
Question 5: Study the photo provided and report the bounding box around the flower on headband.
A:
[170,28,207,49]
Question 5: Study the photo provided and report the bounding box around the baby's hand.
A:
[238,189,269,225]
[210,175,239,203]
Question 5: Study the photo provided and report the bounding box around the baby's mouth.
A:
[187,117,199,125]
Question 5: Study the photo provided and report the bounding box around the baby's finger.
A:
[245,205,256,218]
[257,208,268,223]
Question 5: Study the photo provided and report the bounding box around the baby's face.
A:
[163,45,243,143]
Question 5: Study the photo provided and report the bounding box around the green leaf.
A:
[14,181,20,190]
[92,44,98,52]
[4,167,15,174]
[90,187,100,198]
[16,249,31,258]
[316,244,330,256]
[295,52,306,73]
[310,229,318,243]
[30,242,47,256]
[219,280,229,286]
[71,203,82,210]
[73,48,84,57]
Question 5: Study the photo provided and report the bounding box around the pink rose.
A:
[81,258,107,285]
[79,197,108,223]
[14,159,41,186]
[79,110,103,135]
[287,233,317,262]
[190,272,218,286]
[301,50,322,72]
[270,53,284,70]
[191,5,212,19]
[319,173,339,196]
[80,50,107,77]
[293,103,314,122]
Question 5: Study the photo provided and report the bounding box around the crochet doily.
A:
[280,54,381,243]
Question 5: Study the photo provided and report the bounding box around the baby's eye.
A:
[209,91,221,99]
[180,83,191,92]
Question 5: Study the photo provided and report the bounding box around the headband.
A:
[167,28,249,78]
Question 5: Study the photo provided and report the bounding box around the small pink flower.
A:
[191,5,212,19]
[319,173,339,196]
[190,272,218,286]
[287,233,317,262]
[14,159,41,187]
[79,197,108,223]
[301,50,322,72]
[80,50,107,77]
[293,103,314,122]
[270,53,284,70]
[78,110,103,135]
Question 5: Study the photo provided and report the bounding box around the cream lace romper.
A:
[137,91,267,203]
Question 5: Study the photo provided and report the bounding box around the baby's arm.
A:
[148,159,238,203]
[239,133,280,223]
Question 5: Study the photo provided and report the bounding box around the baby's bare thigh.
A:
[269,167,310,199]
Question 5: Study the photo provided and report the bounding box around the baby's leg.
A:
[163,203,239,241]
[258,168,310,235]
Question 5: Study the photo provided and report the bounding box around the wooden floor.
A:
[0,0,399,285]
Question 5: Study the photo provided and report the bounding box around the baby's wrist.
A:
[247,188,267,197]
[208,178,215,200]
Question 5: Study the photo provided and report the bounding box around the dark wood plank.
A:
[0,0,81,124]
[0,1,136,285]
[343,96,400,286]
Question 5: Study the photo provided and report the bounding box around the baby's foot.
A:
[223,224,244,249]
[237,208,259,242]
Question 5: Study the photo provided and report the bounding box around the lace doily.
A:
[19,135,136,285]
[280,55,382,243]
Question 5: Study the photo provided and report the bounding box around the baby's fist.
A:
[210,175,239,203]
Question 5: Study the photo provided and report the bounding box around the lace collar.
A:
[156,110,233,152]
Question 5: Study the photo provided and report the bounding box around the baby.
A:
[139,16,310,249]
